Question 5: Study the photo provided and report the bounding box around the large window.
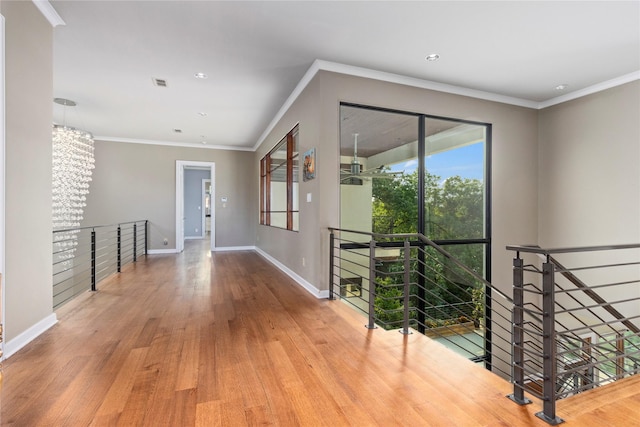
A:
[339,104,492,359]
[339,104,489,272]
[260,125,299,231]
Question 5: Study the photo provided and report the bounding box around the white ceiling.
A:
[48,1,640,151]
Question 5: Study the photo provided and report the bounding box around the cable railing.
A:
[328,227,514,377]
[52,220,148,309]
[330,228,640,425]
[507,243,640,425]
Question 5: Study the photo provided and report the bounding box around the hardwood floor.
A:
[1,239,638,426]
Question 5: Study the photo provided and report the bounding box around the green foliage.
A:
[372,172,419,234]
[374,276,405,329]
[470,286,485,327]
[370,168,486,327]
[372,170,484,240]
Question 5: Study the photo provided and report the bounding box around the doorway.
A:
[203,179,212,238]
[176,160,215,252]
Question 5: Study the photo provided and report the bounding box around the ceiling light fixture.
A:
[173,128,182,133]
[555,84,569,91]
[52,98,95,265]
[198,112,207,117]
[194,72,208,79]
[426,54,440,62]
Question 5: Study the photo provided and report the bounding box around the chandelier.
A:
[52,98,95,263]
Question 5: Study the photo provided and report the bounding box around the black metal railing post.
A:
[133,223,138,262]
[401,238,411,335]
[366,239,377,329]
[508,254,531,405]
[117,225,122,273]
[90,229,96,291]
[537,259,563,425]
[329,230,335,300]
[144,220,148,255]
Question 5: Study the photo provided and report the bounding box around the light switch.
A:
[306,192,312,203]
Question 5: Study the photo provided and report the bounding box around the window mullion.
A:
[286,133,294,230]
[265,153,271,225]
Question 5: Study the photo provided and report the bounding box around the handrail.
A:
[53,219,147,234]
[506,243,640,255]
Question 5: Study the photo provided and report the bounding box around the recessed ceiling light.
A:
[555,84,569,91]
[194,72,208,79]
[426,54,440,62]
[198,112,207,117]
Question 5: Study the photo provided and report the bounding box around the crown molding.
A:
[538,71,640,109]
[32,0,65,27]
[95,136,254,152]
[98,62,640,153]
[253,59,539,151]
[317,60,540,109]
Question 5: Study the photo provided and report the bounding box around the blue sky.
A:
[389,142,484,181]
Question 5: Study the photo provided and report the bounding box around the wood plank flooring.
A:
[1,239,638,426]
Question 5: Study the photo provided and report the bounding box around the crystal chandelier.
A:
[52,98,95,263]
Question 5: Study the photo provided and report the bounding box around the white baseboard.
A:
[147,248,180,255]
[213,245,256,252]
[4,313,58,360]
[254,247,329,299]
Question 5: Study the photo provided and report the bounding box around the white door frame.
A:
[202,178,211,239]
[176,160,215,252]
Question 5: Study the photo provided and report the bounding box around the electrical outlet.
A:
[195,228,198,233]
[302,257,306,267]
[163,238,168,246]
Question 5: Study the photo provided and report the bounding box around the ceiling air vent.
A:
[152,77,167,87]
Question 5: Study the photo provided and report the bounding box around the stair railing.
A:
[507,243,640,425]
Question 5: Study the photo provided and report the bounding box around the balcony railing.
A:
[52,220,148,309]
[507,243,640,425]
[328,227,513,375]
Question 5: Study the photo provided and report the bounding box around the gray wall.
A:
[538,80,640,247]
[82,141,256,250]
[184,169,210,238]
[1,1,54,343]
[256,70,540,299]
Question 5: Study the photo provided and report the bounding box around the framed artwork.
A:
[303,147,316,181]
